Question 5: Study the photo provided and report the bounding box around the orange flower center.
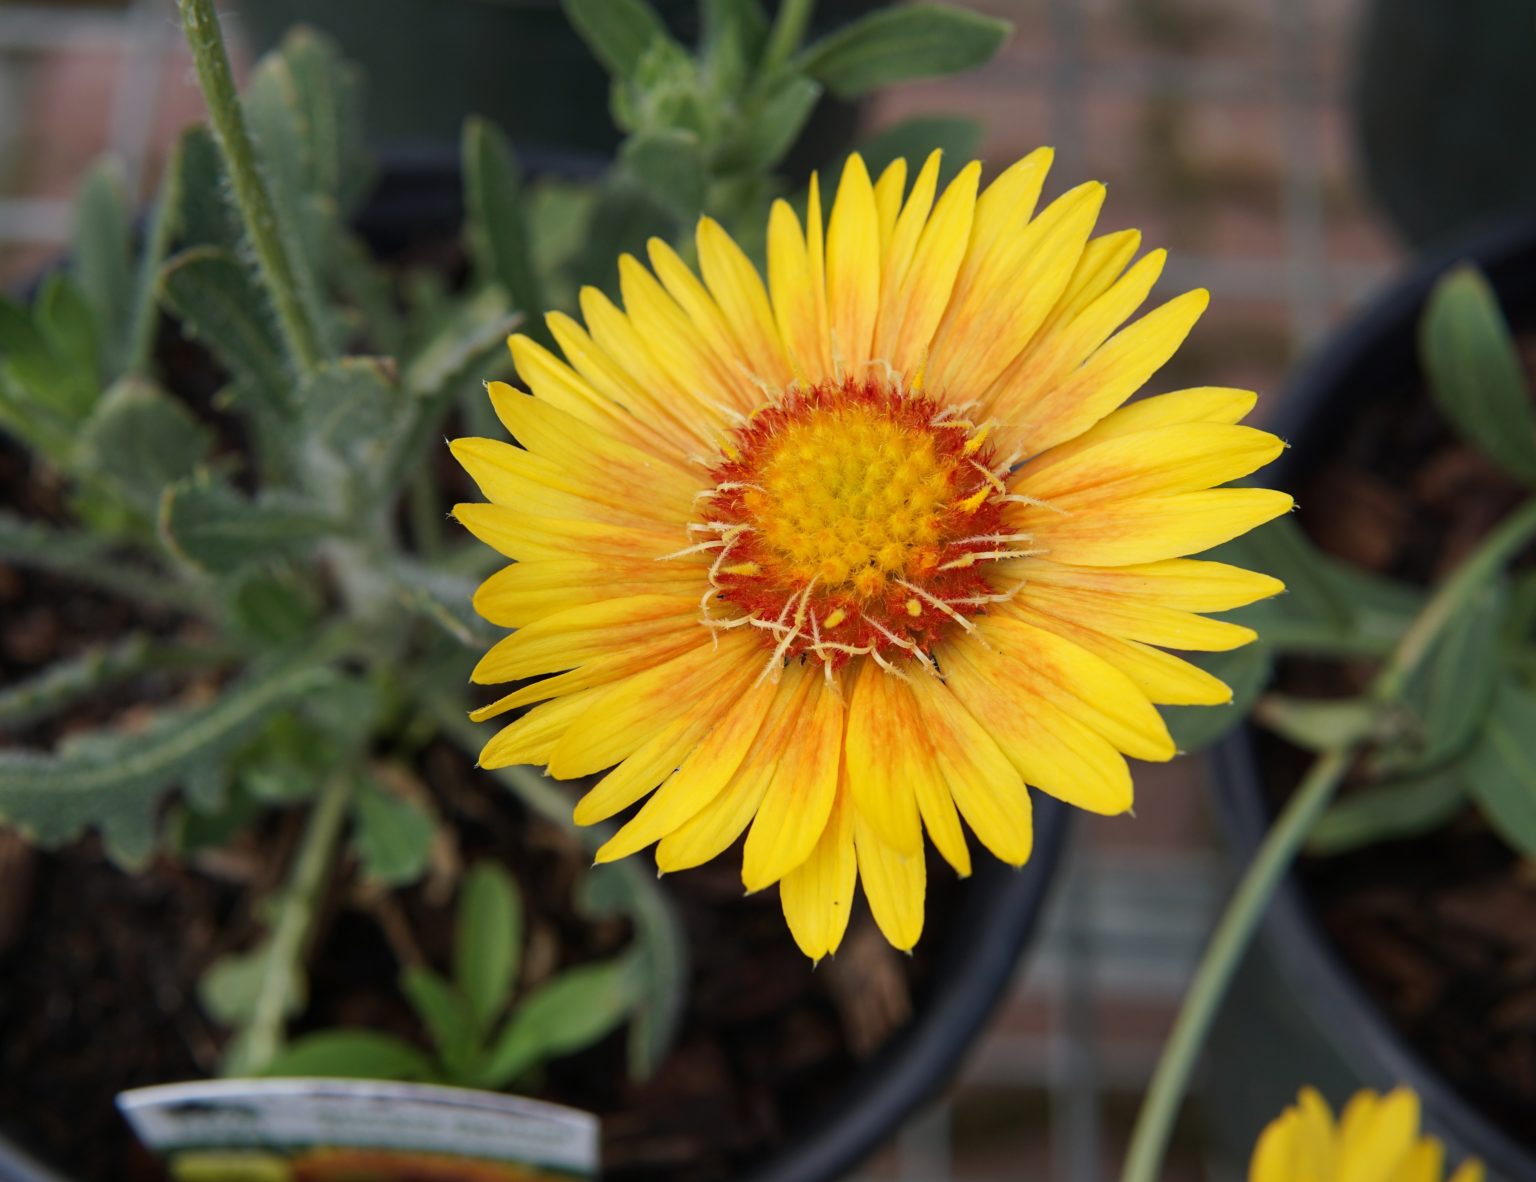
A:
[694,378,1020,672]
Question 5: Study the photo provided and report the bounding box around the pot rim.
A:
[1212,211,1536,1182]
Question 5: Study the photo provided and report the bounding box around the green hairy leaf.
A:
[176,126,245,253]
[258,1029,437,1081]
[1421,264,1536,486]
[71,158,135,376]
[158,247,291,409]
[797,3,1012,99]
[0,660,333,867]
[455,861,524,1036]
[462,119,547,329]
[723,75,823,174]
[76,378,213,512]
[562,0,673,79]
[621,127,708,221]
[159,474,339,576]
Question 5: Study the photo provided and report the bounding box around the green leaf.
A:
[1255,694,1378,753]
[562,0,672,78]
[1163,643,1273,754]
[158,473,338,576]
[257,1029,437,1081]
[462,119,547,330]
[352,780,433,887]
[851,115,984,181]
[796,3,1012,99]
[1420,264,1536,485]
[0,294,96,428]
[1393,581,1506,773]
[200,942,307,1027]
[621,128,708,222]
[278,26,373,215]
[401,288,519,402]
[477,955,641,1088]
[401,968,476,1079]
[0,660,332,867]
[176,127,245,253]
[1309,770,1467,856]
[76,378,213,512]
[1464,677,1536,858]
[36,273,102,392]
[226,569,324,647]
[723,75,823,174]
[159,247,291,409]
[71,158,134,376]
[455,861,524,1036]
[701,0,769,91]
[574,180,675,296]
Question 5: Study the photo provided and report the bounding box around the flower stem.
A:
[761,0,818,76]
[174,0,323,376]
[1120,496,1536,1182]
[239,772,354,1073]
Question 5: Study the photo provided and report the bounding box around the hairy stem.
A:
[174,0,324,375]
[1121,496,1536,1182]
[239,772,354,1073]
[127,138,185,376]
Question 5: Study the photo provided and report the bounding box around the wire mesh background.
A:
[0,0,1402,1177]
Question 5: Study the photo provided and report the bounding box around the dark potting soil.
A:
[1262,331,1536,1151]
[0,413,953,1181]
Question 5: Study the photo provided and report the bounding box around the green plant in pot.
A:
[1113,239,1536,1182]
[0,0,1112,1177]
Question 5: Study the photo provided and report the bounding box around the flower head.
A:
[451,149,1290,958]
[1251,1087,1483,1182]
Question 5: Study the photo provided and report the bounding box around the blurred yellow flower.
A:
[1251,1087,1483,1182]
[452,148,1289,958]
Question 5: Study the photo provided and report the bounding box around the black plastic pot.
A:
[0,159,1071,1182]
[1203,214,1536,1182]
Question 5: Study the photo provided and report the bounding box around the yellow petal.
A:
[1336,1087,1420,1182]
[1400,1138,1446,1182]
[1017,424,1285,509]
[852,807,926,951]
[944,634,1134,814]
[1025,487,1294,567]
[1006,287,1212,456]
[655,664,815,872]
[1005,557,1284,614]
[695,216,792,386]
[983,613,1176,761]
[1249,1108,1300,1182]
[1033,387,1261,476]
[1014,582,1260,653]
[872,158,907,252]
[780,777,857,961]
[876,160,981,381]
[1034,227,1143,341]
[741,670,844,891]
[767,194,833,385]
[593,676,777,856]
[876,149,941,309]
[906,673,1032,865]
[451,502,676,563]
[470,594,699,684]
[843,657,925,855]
[825,153,881,372]
[478,687,604,769]
[928,179,1103,401]
[1007,603,1235,706]
[546,631,756,779]
[472,558,702,630]
[571,713,710,825]
[646,236,759,391]
[1449,1160,1486,1182]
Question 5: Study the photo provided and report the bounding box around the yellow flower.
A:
[451,149,1290,959]
[1251,1087,1484,1182]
